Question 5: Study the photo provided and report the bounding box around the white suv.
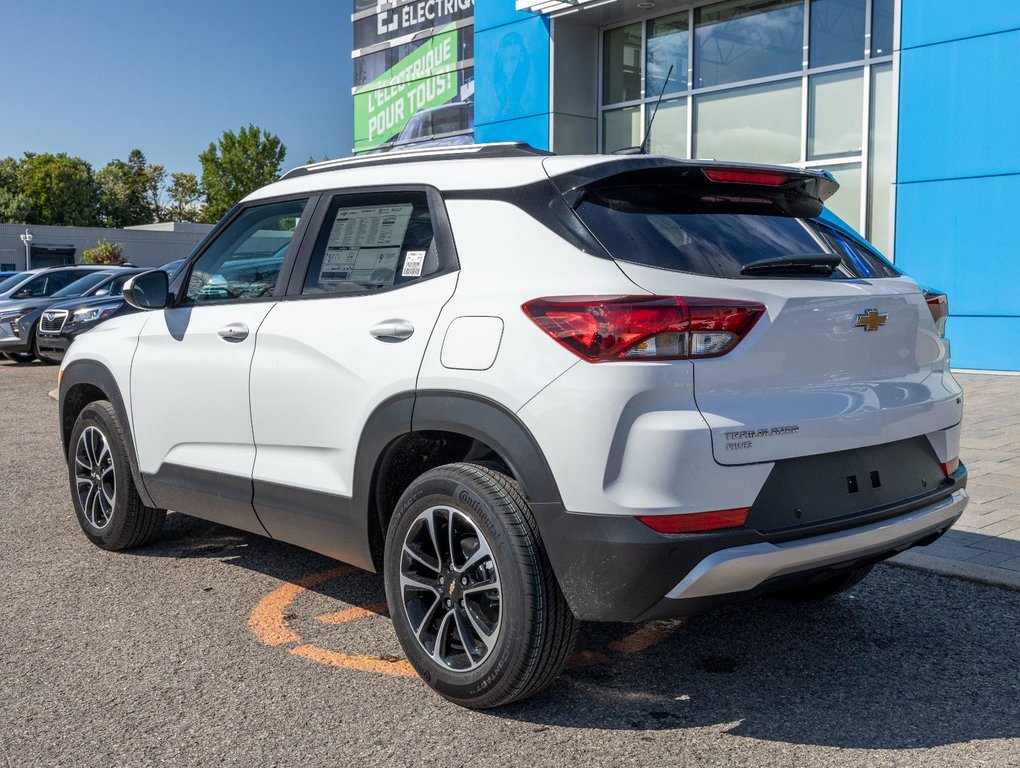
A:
[58,144,968,708]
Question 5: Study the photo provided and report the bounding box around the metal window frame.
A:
[595,0,897,245]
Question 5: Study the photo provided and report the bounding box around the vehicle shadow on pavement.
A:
[143,512,1019,751]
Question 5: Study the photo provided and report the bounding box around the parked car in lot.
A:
[0,266,128,363]
[58,144,967,708]
[35,268,159,363]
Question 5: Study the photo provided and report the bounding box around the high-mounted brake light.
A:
[522,296,765,363]
[924,289,949,337]
[703,168,790,186]
[637,508,750,534]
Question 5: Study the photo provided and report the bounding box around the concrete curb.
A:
[888,550,1020,592]
[48,388,57,401]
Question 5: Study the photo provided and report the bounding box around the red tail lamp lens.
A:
[941,458,960,477]
[522,296,764,362]
[703,168,790,186]
[924,290,949,337]
[638,508,750,534]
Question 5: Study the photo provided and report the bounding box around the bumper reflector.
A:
[637,508,750,534]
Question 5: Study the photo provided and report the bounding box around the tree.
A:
[97,149,169,227]
[167,172,204,222]
[200,124,286,223]
[19,153,101,226]
[81,238,126,265]
[0,157,31,223]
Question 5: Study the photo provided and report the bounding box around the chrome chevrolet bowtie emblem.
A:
[854,309,887,332]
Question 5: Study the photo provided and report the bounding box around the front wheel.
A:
[3,351,35,363]
[67,400,166,550]
[384,462,578,709]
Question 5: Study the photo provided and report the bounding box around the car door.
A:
[248,187,459,562]
[130,196,314,534]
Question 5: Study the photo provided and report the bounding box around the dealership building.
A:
[352,0,1019,370]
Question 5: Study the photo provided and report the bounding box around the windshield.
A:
[92,273,137,297]
[51,272,114,298]
[0,273,28,293]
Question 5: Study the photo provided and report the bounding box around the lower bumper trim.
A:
[665,489,968,601]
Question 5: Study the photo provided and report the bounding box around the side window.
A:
[302,191,440,296]
[184,198,310,305]
[25,271,77,296]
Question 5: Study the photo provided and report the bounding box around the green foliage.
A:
[81,238,126,265]
[96,149,169,227]
[19,153,101,226]
[167,172,204,222]
[200,124,286,223]
[0,157,31,223]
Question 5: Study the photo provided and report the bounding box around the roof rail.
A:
[280,142,554,180]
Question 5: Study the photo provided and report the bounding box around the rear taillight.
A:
[941,457,960,477]
[924,289,949,337]
[637,507,750,534]
[522,296,765,362]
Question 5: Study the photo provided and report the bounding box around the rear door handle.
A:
[370,319,414,341]
[217,323,249,342]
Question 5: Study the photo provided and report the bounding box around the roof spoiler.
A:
[550,158,839,218]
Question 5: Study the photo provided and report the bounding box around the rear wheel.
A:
[384,462,578,709]
[67,400,166,550]
[773,565,874,602]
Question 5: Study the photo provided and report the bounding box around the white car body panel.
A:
[249,273,458,497]
[130,303,276,477]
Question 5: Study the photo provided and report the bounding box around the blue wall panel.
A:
[898,29,1020,182]
[473,7,552,149]
[945,317,1020,372]
[901,0,1020,49]
[897,0,1020,369]
[895,174,1020,318]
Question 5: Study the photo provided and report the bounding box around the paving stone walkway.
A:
[892,372,1020,587]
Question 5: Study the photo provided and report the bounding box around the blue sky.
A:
[0,0,353,177]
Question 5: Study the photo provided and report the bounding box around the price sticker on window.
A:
[402,250,426,278]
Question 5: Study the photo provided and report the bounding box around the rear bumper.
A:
[537,473,967,622]
[661,488,966,605]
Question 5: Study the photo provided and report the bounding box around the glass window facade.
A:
[600,0,895,253]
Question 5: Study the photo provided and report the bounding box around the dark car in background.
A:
[36,267,173,363]
[0,267,131,363]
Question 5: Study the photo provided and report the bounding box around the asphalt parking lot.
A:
[1,360,1018,767]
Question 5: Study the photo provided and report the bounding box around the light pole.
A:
[19,229,33,270]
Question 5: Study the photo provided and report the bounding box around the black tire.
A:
[384,462,578,709]
[773,565,874,602]
[67,400,166,550]
[4,351,35,363]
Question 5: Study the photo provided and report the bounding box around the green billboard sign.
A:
[354,25,460,153]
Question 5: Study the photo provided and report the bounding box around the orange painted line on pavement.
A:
[565,649,610,670]
[248,566,354,646]
[606,620,676,655]
[289,644,417,678]
[315,601,389,625]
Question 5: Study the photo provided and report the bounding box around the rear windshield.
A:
[574,183,898,279]
[51,272,113,298]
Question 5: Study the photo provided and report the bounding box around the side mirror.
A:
[123,270,169,310]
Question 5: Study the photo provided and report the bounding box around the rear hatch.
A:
[546,158,961,466]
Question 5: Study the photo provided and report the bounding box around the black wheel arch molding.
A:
[59,359,157,509]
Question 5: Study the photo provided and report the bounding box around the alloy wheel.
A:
[74,426,116,529]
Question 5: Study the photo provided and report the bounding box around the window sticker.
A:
[402,250,426,278]
[320,203,413,286]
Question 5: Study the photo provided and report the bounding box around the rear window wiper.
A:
[740,255,842,277]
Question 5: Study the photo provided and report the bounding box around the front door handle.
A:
[370,319,414,341]
[218,323,249,343]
